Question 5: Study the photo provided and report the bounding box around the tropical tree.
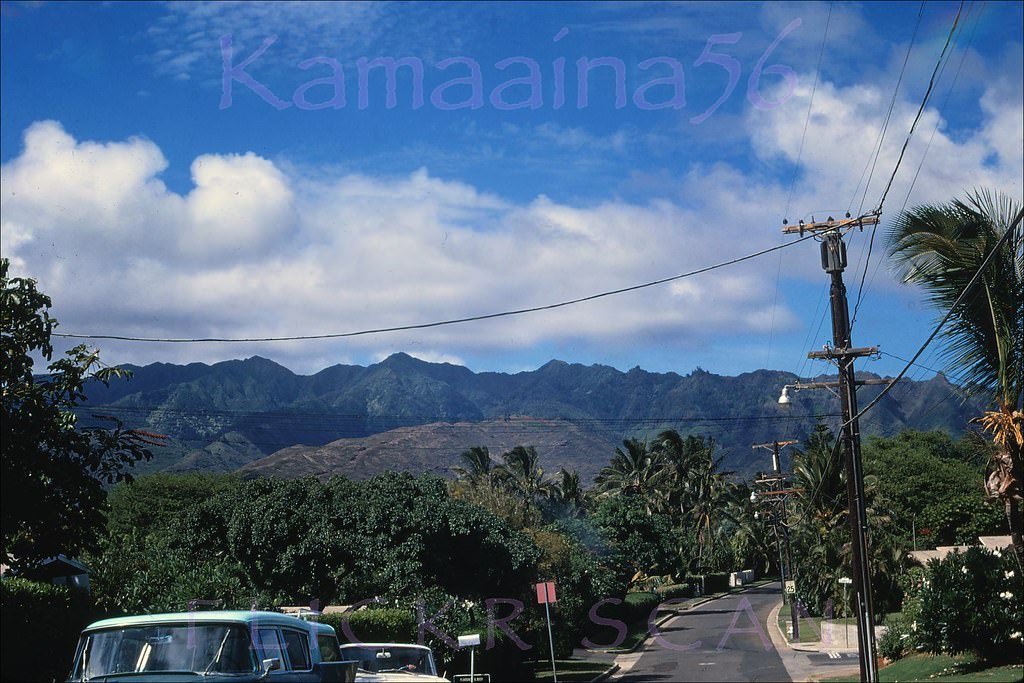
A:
[546,467,587,519]
[1,259,157,568]
[652,431,736,572]
[452,446,494,485]
[887,188,1023,566]
[493,445,555,502]
[593,438,668,512]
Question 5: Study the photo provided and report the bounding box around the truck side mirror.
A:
[260,657,282,678]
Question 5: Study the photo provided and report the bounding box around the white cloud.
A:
[2,47,1020,374]
[1,120,807,372]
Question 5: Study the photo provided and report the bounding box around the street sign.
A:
[838,577,852,585]
[784,580,796,594]
[536,581,557,604]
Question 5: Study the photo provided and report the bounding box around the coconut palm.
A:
[493,445,554,502]
[887,188,1023,565]
[549,467,586,515]
[452,446,494,485]
[593,438,668,512]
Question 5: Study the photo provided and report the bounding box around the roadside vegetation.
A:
[2,187,1021,682]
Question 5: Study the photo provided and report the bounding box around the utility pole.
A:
[753,440,799,638]
[783,216,880,682]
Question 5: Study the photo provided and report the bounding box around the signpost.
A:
[457,634,482,683]
[536,581,558,683]
[839,577,853,647]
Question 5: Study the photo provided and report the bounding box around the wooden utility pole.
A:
[753,440,799,635]
[782,216,880,682]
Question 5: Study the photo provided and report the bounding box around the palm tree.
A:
[594,438,668,512]
[494,445,554,502]
[887,188,1023,566]
[549,467,586,516]
[452,446,494,485]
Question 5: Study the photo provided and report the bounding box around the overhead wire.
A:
[849,0,968,333]
[871,0,966,217]
[847,1,927,217]
[774,4,833,374]
[53,232,817,344]
[899,1,980,214]
[794,205,1023,522]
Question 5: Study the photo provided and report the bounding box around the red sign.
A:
[535,581,557,604]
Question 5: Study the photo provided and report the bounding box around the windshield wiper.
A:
[202,629,233,675]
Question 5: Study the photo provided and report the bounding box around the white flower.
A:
[1006,570,1016,579]
[998,591,1014,600]
[962,566,969,574]
[993,549,1002,557]
[1010,631,1022,640]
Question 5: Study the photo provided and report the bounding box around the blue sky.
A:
[2,1,1022,381]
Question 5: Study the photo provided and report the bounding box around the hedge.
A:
[321,607,418,644]
[1,577,93,683]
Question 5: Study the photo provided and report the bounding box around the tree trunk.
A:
[1007,497,1023,571]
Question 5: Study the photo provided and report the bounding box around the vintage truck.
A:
[67,610,356,682]
[337,643,449,683]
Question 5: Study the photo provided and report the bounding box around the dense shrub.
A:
[1,577,92,682]
[917,547,1023,662]
[877,615,911,662]
[322,607,418,644]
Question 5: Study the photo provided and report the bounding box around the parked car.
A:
[67,610,357,682]
[337,643,448,682]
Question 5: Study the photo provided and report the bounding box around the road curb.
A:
[589,662,620,682]
[588,582,773,656]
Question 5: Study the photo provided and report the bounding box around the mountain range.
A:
[78,353,986,483]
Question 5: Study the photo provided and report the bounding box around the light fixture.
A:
[778,386,792,405]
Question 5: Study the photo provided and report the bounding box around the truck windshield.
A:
[338,645,436,676]
[74,623,257,678]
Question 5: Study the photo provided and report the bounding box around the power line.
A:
[899,1,980,213]
[848,1,926,216]
[794,205,1023,519]
[783,1,833,222]
[872,0,965,216]
[850,1,968,333]
[847,205,1022,425]
[53,233,816,344]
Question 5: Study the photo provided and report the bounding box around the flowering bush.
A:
[916,546,1023,662]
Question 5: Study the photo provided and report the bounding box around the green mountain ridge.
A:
[78,353,987,482]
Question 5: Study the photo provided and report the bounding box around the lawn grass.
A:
[529,657,611,682]
[823,653,1024,682]
[776,609,857,644]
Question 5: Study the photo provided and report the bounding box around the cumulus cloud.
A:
[1,120,803,371]
[1,50,1020,374]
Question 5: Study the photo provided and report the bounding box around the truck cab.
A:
[67,610,355,682]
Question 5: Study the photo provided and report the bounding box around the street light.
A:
[778,386,792,405]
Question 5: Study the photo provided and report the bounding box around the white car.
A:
[337,643,448,682]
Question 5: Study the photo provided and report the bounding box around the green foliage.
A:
[887,189,1023,407]
[917,547,1023,662]
[321,607,418,643]
[89,471,541,620]
[863,431,1002,546]
[1,259,153,567]
[1,577,93,682]
[106,471,242,537]
[84,530,257,616]
[591,492,675,587]
[877,614,913,662]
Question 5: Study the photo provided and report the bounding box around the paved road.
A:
[612,584,790,682]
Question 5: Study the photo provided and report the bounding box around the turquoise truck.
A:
[67,610,356,682]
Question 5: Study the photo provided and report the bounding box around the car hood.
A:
[354,673,448,683]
